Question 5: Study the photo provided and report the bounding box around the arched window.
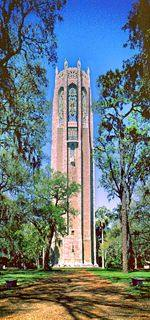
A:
[58,87,64,126]
[69,142,76,166]
[82,87,87,124]
[68,84,78,122]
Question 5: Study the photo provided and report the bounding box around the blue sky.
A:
[46,0,134,210]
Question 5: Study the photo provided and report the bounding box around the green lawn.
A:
[0,268,150,297]
[90,268,150,284]
[90,268,150,297]
[0,269,57,286]
[0,268,77,287]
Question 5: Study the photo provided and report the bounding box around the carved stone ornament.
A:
[68,87,77,121]
[68,127,78,141]
[68,70,77,79]
[58,71,64,79]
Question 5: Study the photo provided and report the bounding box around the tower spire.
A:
[64,58,68,69]
[77,58,81,69]
[55,66,58,75]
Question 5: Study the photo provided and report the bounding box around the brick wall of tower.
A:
[81,71,93,265]
[51,62,95,266]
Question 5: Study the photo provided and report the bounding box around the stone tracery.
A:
[82,88,87,124]
[68,85,78,122]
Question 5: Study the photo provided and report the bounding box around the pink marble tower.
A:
[51,59,96,266]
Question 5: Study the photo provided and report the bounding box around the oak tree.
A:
[95,67,149,272]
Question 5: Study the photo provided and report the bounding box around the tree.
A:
[0,0,66,193]
[0,0,66,66]
[0,64,48,194]
[0,64,48,162]
[95,206,111,268]
[95,67,149,272]
[0,195,45,268]
[0,151,30,193]
[16,223,44,268]
[0,195,26,267]
[95,206,123,269]
[129,183,150,268]
[123,0,150,119]
[103,222,122,269]
[95,1,149,272]
[123,0,150,71]
[21,168,80,270]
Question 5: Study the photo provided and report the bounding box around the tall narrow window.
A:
[82,88,87,124]
[68,85,78,122]
[58,87,64,126]
[69,142,76,166]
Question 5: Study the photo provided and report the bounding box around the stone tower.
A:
[51,59,96,266]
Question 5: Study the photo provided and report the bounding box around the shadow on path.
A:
[0,270,149,320]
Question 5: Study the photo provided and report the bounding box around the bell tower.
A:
[51,60,96,266]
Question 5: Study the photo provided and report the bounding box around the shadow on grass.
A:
[0,270,149,320]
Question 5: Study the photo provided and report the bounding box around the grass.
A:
[0,268,57,286]
[89,268,150,297]
[0,267,149,298]
[90,268,150,283]
[0,267,77,287]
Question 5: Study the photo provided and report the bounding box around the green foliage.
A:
[0,196,27,267]
[96,206,122,269]
[0,168,80,269]
[103,224,122,269]
[15,223,44,264]
[28,169,80,269]
[123,0,150,62]
[0,0,66,194]
[0,0,66,66]
[95,206,112,227]
[24,168,80,236]
[123,0,150,118]
[95,67,149,202]
[96,199,149,270]
[129,183,150,265]
[0,151,30,193]
[0,168,79,269]
[95,52,149,271]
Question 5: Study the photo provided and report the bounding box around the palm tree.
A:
[95,206,111,268]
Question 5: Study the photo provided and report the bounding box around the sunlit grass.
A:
[0,267,149,298]
[0,269,56,286]
[89,268,150,283]
[89,268,150,297]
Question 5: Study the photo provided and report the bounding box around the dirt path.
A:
[0,269,149,320]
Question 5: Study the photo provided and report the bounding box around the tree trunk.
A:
[128,237,135,270]
[135,256,137,269]
[119,136,129,273]
[42,247,45,269]
[44,244,51,270]
[101,227,105,269]
[44,226,55,271]
[121,190,128,272]
[36,257,40,269]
